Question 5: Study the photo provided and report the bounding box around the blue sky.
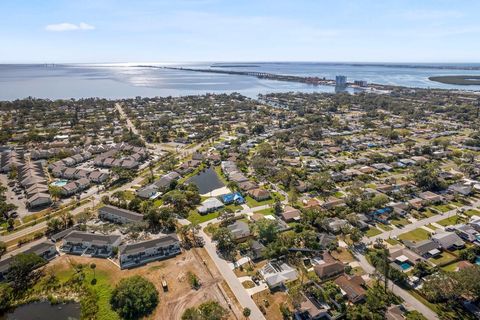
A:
[1,0,479,63]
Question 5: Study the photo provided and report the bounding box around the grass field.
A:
[255,208,274,215]
[55,264,120,320]
[431,204,454,213]
[187,210,219,224]
[437,215,465,227]
[245,195,274,208]
[465,209,480,217]
[377,223,393,231]
[390,217,410,227]
[365,227,382,237]
[385,238,401,246]
[398,228,431,242]
[428,252,458,267]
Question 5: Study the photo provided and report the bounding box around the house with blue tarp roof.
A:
[220,192,245,205]
[370,207,393,224]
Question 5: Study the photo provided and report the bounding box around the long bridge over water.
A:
[159,66,339,87]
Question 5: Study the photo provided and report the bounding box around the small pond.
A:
[186,166,225,194]
[0,301,81,320]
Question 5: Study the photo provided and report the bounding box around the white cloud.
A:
[45,22,95,32]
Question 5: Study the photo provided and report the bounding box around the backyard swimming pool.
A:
[475,256,480,265]
[400,262,412,270]
[50,179,68,187]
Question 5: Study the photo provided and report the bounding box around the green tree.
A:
[110,276,159,320]
[90,263,96,280]
[182,301,228,320]
[253,218,278,244]
[7,253,46,292]
[0,283,12,312]
[212,227,236,260]
[413,163,447,191]
[243,307,251,318]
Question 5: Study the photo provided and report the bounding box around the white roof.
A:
[396,255,409,263]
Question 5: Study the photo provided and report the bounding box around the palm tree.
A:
[90,263,96,280]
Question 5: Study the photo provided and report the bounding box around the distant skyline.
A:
[1,0,480,63]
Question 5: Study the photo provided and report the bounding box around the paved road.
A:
[367,199,480,242]
[353,250,439,320]
[199,228,266,320]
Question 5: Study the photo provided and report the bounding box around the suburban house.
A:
[247,188,271,201]
[281,206,301,222]
[314,253,345,280]
[389,246,424,272]
[419,191,444,204]
[260,261,298,288]
[432,231,465,250]
[403,239,441,258]
[136,184,159,199]
[220,192,245,205]
[119,234,181,269]
[334,275,366,304]
[227,220,251,241]
[98,205,144,224]
[61,231,121,257]
[296,293,332,320]
[317,233,337,250]
[197,197,224,214]
[250,240,266,260]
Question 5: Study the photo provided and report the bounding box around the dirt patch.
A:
[234,259,267,277]
[331,247,355,263]
[242,280,255,289]
[252,289,293,320]
[48,248,241,320]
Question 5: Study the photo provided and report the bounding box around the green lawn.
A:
[465,209,480,217]
[442,262,459,272]
[365,227,382,237]
[56,267,120,320]
[431,204,454,213]
[245,195,274,208]
[437,215,464,227]
[421,209,436,218]
[255,208,274,215]
[429,252,458,267]
[425,223,438,230]
[390,217,410,227]
[377,223,393,231]
[213,166,229,185]
[187,210,219,224]
[398,228,431,242]
[385,238,401,246]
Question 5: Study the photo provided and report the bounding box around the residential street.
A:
[352,250,439,320]
[367,199,480,242]
[199,228,266,320]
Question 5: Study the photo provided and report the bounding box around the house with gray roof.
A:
[119,234,181,269]
[197,197,224,214]
[403,239,441,258]
[432,231,465,250]
[227,220,251,241]
[61,231,121,257]
[98,205,143,224]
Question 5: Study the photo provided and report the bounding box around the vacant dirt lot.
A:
[48,248,241,319]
